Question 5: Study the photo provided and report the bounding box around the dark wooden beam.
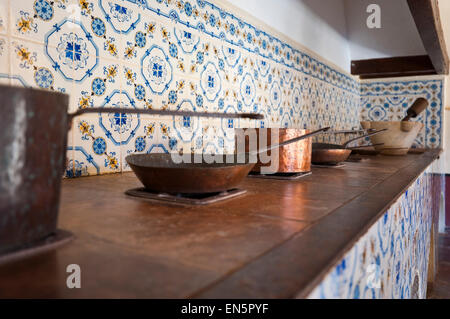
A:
[407,0,449,74]
[351,55,437,79]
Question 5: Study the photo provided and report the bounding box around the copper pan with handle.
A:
[126,127,330,194]
[312,129,387,165]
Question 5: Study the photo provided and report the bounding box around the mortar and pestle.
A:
[361,98,429,156]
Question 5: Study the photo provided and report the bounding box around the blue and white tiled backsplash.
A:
[360,78,443,148]
[0,0,443,177]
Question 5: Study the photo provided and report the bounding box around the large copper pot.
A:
[237,128,312,173]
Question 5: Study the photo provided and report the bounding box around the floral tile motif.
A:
[360,78,443,148]
[45,18,99,83]
[141,44,174,96]
[308,159,444,299]
[120,9,164,65]
[122,61,161,110]
[10,0,71,43]
[171,100,204,152]
[98,0,142,35]
[121,114,149,172]
[121,116,177,172]
[71,59,121,111]
[199,60,222,103]
[71,113,122,176]
[10,38,73,93]
[76,0,125,60]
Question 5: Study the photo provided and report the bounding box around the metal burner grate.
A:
[247,171,312,180]
[125,188,247,206]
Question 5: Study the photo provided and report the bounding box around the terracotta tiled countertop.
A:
[0,150,442,298]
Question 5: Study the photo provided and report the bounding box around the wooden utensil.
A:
[402,98,429,122]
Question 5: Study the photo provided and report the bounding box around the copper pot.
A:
[236,128,312,173]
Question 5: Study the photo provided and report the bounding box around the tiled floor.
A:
[428,229,450,299]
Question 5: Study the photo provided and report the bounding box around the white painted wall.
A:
[223,0,428,71]
[344,0,426,61]
[223,0,351,71]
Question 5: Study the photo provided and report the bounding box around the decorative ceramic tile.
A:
[122,114,150,172]
[2,0,443,178]
[45,18,100,85]
[308,160,444,299]
[72,113,122,176]
[10,0,71,44]
[170,113,205,155]
[0,1,8,35]
[77,0,124,60]
[360,78,443,148]
[0,36,10,85]
[71,58,121,111]
[121,115,185,172]
[10,38,73,92]
[120,61,152,109]
[97,0,143,36]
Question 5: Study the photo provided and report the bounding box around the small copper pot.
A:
[236,128,312,173]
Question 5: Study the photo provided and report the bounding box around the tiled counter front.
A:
[0,0,360,177]
[307,159,444,299]
[360,77,444,148]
